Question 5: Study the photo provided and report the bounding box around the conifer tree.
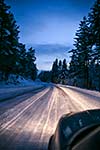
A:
[88,0,100,90]
[61,59,68,84]
[58,60,62,83]
[69,0,100,90]
[69,49,78,86]
[17,43,27,76]
[0,0,38,82]
[58,60,62,71]
[26,47,37,80]
[51,59,68,84]
[70,16,92,88]
[69,49,78,76]
[0,0,20,80]
[51,59,59,83]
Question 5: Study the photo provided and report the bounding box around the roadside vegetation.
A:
[40,0,100,91]
[69,0,100,91]
[0,0,37,83]
[0,0,100,91]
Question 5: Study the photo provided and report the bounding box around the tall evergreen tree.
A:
[69,49,79,86]
[51,59,68,84]
[68,0,100,90]
[17,43,27,76]
[70,16,92,88]
[51,59,59,83]
[0,0,20,80]
[7,12,20,73]
[58,60,62,83]
[61,59,68,84]
[88,0,100,90]
[26,47,37,80]
[0,0,38,82]
[58,60,62,70]
[69,49,78,76]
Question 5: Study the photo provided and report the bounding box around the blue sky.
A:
[6,0,95,70]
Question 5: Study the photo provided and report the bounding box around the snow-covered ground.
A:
[63,85,100,98]
[0,85,100,150]
[0,75,46,88]
[0,78,47,101]
[60,85,100,111]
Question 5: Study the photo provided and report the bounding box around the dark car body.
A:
[48,109,100,150]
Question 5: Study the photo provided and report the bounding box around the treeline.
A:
[38,0,100,91]
[69,0,100,91]
[0,0,37,81]
[51,59,68,84]
[38,59,68,84]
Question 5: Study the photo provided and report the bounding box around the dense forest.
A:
[0,0,37,82]
[43,0,100,91]
[69,0,100,91]
[0,0,100,91]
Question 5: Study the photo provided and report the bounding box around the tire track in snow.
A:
[60,87,100,111]
[40,88,57,141]
[6,88,54,149]
[28,87,54,141]
[0,88,50,135]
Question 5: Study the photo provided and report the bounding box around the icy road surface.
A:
[0,85,100,150]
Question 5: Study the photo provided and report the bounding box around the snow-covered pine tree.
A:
[26,47,37,80]
[0,0,20,80]
[7,12,20,74]
[88,0,100,90]
[69,0,100,90]
[59,60,62,71]
[61,59,68,84]
[69,49,78,86]
[17,43,27,76]
[51,59,59,83]
[51,59,68,84]
[58,60,62,83]
[0,0,11,80]
[72,16,92,88]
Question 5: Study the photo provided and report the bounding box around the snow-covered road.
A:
[0,85,100,150]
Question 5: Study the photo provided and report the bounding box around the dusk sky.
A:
[6,0,95,70]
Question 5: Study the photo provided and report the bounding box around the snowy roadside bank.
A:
[0,81,46,101]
